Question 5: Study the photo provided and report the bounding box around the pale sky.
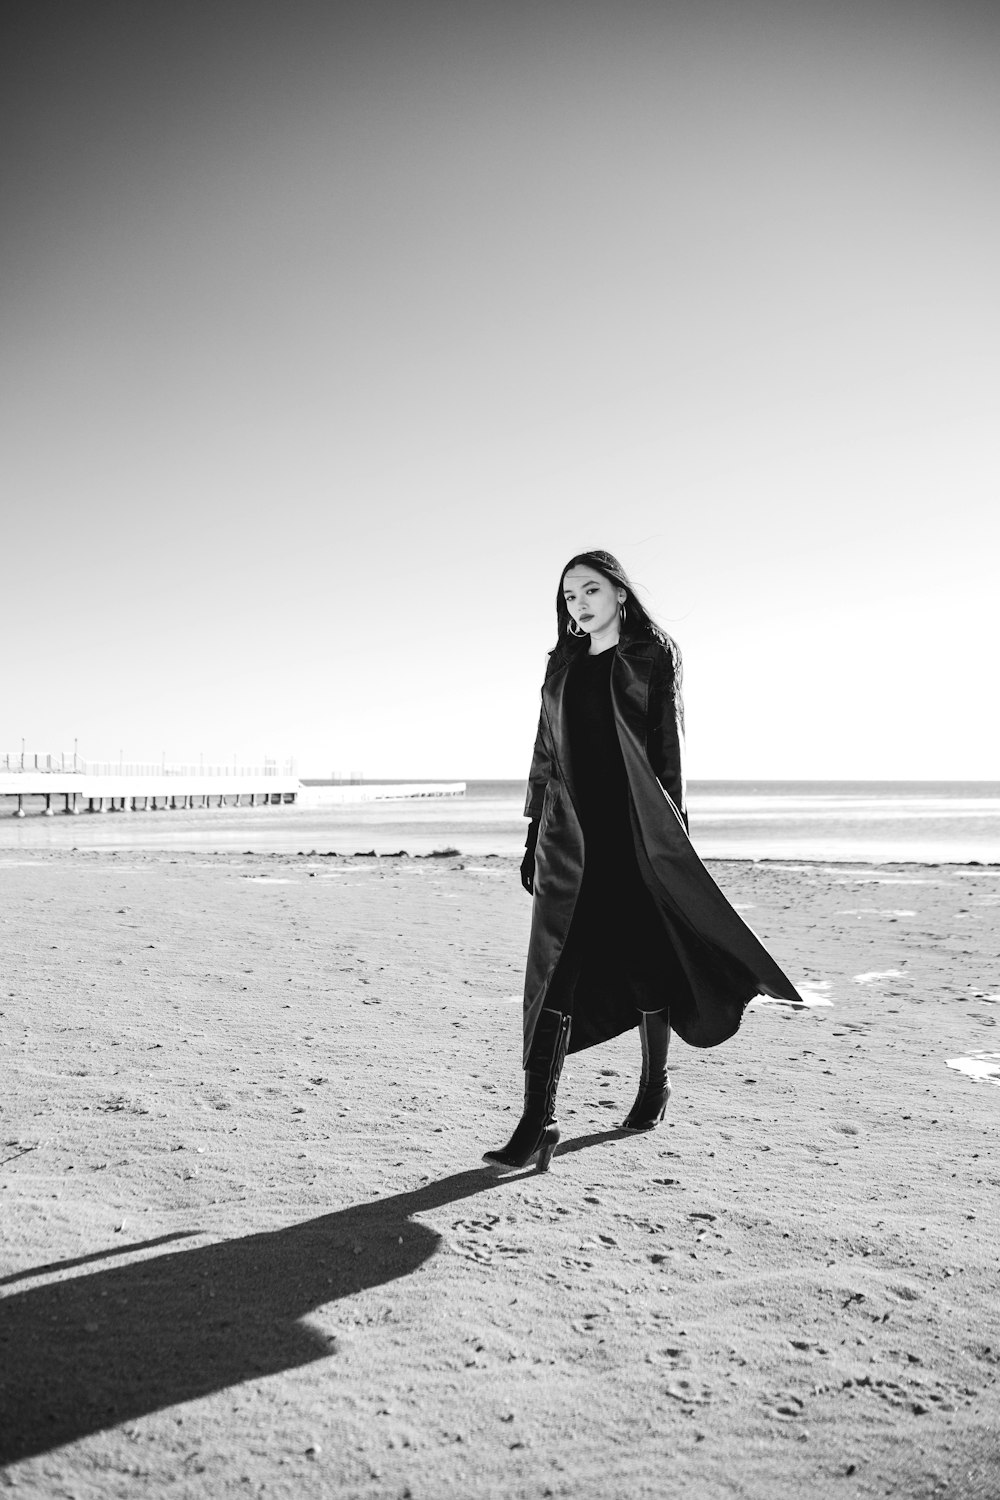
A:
[3,0,998,780]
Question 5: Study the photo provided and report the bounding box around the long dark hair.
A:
[550,549,682,686]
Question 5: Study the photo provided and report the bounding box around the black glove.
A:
[520,818,540,894]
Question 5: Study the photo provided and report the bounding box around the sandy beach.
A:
[1,849,998,1499]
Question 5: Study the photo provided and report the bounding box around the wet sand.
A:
[1,851,998,1498]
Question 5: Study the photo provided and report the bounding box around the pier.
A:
[0,773,301,817]
[0,752,299,817]
[1,752,465,817]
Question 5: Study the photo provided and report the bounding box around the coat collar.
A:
[615,633,659,658]
[546,632,657,681]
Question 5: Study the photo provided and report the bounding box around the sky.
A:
[3,0,998,781]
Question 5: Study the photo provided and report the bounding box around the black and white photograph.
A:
[2,2,998,1495]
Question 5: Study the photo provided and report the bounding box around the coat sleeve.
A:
[647,648,688,829]
[523,701,554,819]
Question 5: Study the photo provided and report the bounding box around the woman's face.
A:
[562,567,625,636]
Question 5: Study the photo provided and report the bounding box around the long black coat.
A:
[522,633,802,1064]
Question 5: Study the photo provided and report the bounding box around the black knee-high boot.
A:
[621,1009,671,1131]
[483,1009,571,1172]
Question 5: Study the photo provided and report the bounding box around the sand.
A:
[1,849,998,1499]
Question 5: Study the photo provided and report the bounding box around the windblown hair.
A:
[549,549,683,690]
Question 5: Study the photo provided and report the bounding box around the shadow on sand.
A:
[0,1130,621,1464]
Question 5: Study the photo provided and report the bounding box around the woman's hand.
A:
[520,819,540,894]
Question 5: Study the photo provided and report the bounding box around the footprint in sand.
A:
[665,1378,712,1406]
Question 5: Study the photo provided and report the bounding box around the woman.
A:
[483,550,802,1173]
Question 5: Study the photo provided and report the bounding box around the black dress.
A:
[546,645,685,1051]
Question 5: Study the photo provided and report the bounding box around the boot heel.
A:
[484,1123,559,1173]
[535,1133,558,1172]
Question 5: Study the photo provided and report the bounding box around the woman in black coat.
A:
[484,550,802,1173]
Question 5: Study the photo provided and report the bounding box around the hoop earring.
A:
[567,618,587,638]
[619,601,628,625]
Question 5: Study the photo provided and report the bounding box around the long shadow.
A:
[0,1130,621,1464]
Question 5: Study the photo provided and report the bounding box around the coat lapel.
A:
[541,659,574,791]
[611,638,655,732]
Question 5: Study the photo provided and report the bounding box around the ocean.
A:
[2,781,999,863]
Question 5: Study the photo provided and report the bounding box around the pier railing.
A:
[1,751,296,778]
